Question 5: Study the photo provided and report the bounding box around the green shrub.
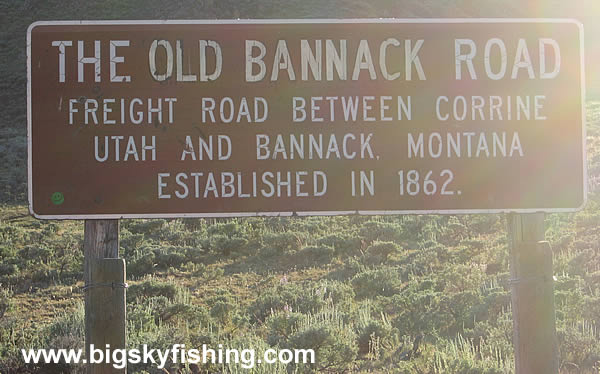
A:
[568,248,597,276]
[318,233,362,256]
[397,248,440,278]
[439,290,483,335]
[221,333,293,373]
[364,241,400,264]
[356,319,395,355]
[557,321,600,371]
[295,245,335,265]
[0,263,17,277]
[433,334,511,374]
[211,235,249,256]
[252,283,307,321]
[0,288,13,319]
[388,289,445,335]
[120,232,146,257]
[154,247,187,269]
[18,245,51,264]
[128,324,196,373]
[328,257,366,281]
[202,221,253,256]
[262,231,304,254]
[30,265,58,284]
[252,280,354,323]
[463,214,502,235]
[288,307,358,372]
[0,245,16,259]
[44,303,85,347]
[128,296,161,331]
[208,290,240,327]
[128,252,156,277]
[351,267,402,299]
[359,221,403,244]
[127,278,183,302]
[207,221,244,238]
[124,219,166,238]
[183,246,207,263]
[265,311,305,346]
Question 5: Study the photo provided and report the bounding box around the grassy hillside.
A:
[1,1,600,373]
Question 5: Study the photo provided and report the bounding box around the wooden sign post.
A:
[508,213,559,374]
[83,220,126,374]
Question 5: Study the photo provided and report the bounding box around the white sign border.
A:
[27,18,587,219]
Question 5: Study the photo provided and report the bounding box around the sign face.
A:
[27,19,586,219]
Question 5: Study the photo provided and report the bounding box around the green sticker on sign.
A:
[51,192,64,205]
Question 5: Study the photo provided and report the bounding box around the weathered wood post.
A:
[507,213,559,374]
[83,220,126,374]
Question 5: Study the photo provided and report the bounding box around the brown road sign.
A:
[27,19,586,219]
